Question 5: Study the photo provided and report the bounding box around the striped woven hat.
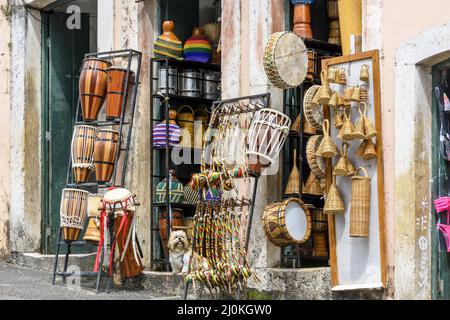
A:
[154,37,183,61]
[183,27,212,63]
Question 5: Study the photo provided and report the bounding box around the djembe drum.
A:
[94,129,120,183]
[262,198,312,247]
[83,194,103,242]
[246,108,291,174]
[60,188,89,241]
[71,125,98,183]
[79,58,112,122]
[311,207,328,257]
[106,68,135,120]
[94,188,143,279]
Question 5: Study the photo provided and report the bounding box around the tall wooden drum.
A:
[94,129,119,183]
[262,198,312,247]
[79,58,112,122]
[106,68,135,120]
[60,188,89,241]
[71,125,98,183]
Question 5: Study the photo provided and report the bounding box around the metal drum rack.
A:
[51,49,142,293]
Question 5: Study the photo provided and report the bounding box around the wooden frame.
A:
[322,50,387,290]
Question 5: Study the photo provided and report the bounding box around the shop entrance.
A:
[41,0,97,253]
[432,59,450,299]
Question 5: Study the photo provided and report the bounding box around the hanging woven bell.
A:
[318,70,331,105]
[337,67,347,85]
[337,107,355,141]
[311,87,322,107]
[291,115,301,133]
[346,157,357,176]
[329,92,339,108]
[362,138,377,160]
[324,174,345,214]
[355,139,367,158]
[363,115,378,139]
[334,109,344,129]
[303,115,317,135]
[285,149,304,195]
[338,95,345,107]
[344,86,354,102]
[334,142,350,176]
[360,86,368,101]
[351,86,361,102]
[305,171,323,196]
[352,103,366,140]
[316,119,338,158]
[360,64,370,82]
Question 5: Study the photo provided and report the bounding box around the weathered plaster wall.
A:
[10,1,43,254]
[0,0,11,260]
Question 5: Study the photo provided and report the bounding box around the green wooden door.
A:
[432,60,450,299]
[42,11,90,253]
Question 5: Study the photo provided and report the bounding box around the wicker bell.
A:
[305,171,323,196]
[360,86,368,102]
[318,70,331,105]
[285,149,304,195]
[355,140,366,158]
[351,86,361,102]
[328,67,337,83]
[352,103,366,140]
[338,95,345,107]
[324,174,345,214]
[311,88,322,107]
[363,116,378,139]
[334,142,350,176]
[360,64,370,82]
[337,67,347,85]
[316,119,338,158]
[344,86,354,102]
[334,109,344,129]
[346,157,357,176]
[329,93,339,108]
[350,167,371,237]
[337,107,355,141]
[362,138,377,160]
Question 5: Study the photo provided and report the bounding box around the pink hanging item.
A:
[434,196,450,252]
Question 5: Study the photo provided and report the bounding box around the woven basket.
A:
[194,109,208,149]
[350,167,371,237]
[324,174,345,214]
[178,105,194,148]
[285,149,304,194]
[291,115,301,133]
[306,135,326,179]
[327,0,339,19]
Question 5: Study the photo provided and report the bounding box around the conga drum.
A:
[60,188,89,241]
[79,58,112,122]
[159,207,184,257]
[262,198,312,247]
[71,125,98,183]
[106,68,135,120]
[311,207,329,257]
[246,108,291,173]
[94,129,119,183]
[83,194,103,242]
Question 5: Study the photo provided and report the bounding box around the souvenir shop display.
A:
[71,125,98,184]
[79,58,111,122]
[263,31,308,89]
[53,49,142,293]
[349,167,371,238]
[263,198,312,247]
[60,188,89,241]
[154,21,183,60]
[152,109,181,147]
[94,188,143,279]
[323,50,386,289]
[94,129,120,183]
[291,0,314,39]
[183,27,212,63]
[106,68,135,119]
[83,194,103,242]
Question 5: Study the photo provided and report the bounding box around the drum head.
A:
[285,200,308,242]
[103,188,131,203]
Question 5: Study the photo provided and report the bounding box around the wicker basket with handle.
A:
[350,167,371,237]
[178,105,194,148]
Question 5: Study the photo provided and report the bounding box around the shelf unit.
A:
[150,58,221,271]
[281,39,342,268]
[52,49,142,293]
